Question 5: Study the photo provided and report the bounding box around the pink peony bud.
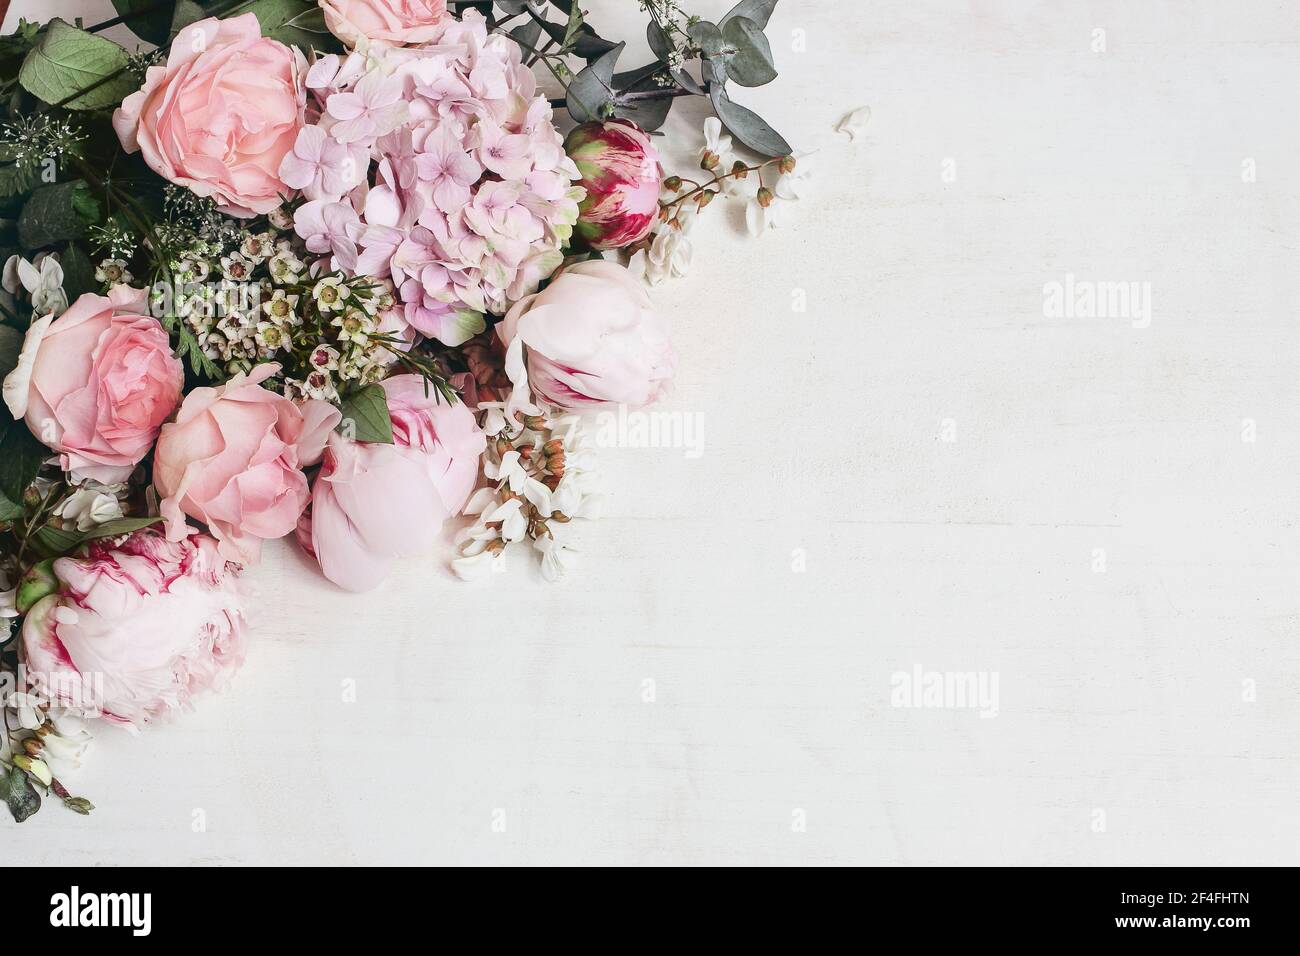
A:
[21,531,247,730]
[564,119,664,251]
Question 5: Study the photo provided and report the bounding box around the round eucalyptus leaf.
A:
[721,16,777,87]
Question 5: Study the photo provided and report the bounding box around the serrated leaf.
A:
[3,766,40,823]
[720,0,779,30]
[338,384,393,444]
[18,180,92,249]
[18,20,137,111]
[710,89,792,157]
[721,16,777,87]
[110,0,178,46]
[566,41,624,124]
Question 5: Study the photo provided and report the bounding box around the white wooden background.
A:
[4,0,1298,865]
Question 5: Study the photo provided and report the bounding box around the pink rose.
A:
[320,0,448,47]
[498,260,677,410]
[1,289,182,483]
[21,531,246,729]
[153,364,339,564]
[299,375,485,591]
[565,119,663,250]
[112,14,307,217]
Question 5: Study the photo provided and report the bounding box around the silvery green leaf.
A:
[3,767,40,823]
[283,7,330,32]
[710,88,791,157]
[613,64,675,131]
[566,41,624,124]
[689,21,726,58]
[509,18,543,53]
[648,21,672,61]
[720,0,779,30]
[496,0,528,13]
[721,16,777,87]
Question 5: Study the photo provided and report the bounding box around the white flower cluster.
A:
[452,408,601,582]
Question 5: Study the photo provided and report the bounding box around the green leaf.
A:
[240,0,344,50]
[18,20,137,111]
[566,41,624,124]
[0,490,21,522]
[0,420,47,503]
[710,88,792,157]
[84,516,162,540]
[338,384,393,444]
[721,16,777,87]
[720,0,779,30]
[18,180,93,249]
[170,0,206,37]
[59,243,96,301]
[34,524,85,555]
[33,515,161,556]
[110,0,178,46]
[688,21,726,59]
[3,766,41,823]
[63,796,95,815]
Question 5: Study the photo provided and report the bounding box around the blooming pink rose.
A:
[1,288,182,483]
[320,0,448,47]
[299,375,484,591]
[153,364,339,564]
[22,531,246,730]
[498,260,677,410]
[565,119,663,250]
[112,14,307,217]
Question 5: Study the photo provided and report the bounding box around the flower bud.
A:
[23,486,40,508]
[757,187,775,208]
[701,150,720,171]
[22,737,43,757]
[697,190,716,209]
[63,796,95,815]
[778,155,797,174]
[13,754,53,787]
[543,439,564,456]
[663,175,682,192]
[731,160,748,178]
[565,118,665,250]
[16,559,59,614]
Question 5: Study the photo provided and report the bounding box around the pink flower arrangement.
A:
[281,9,583,346]
[0,0,798,819]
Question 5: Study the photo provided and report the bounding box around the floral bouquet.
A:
[0,0,801,821]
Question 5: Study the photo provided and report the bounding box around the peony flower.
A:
[153,363,339,564]
[321,0,448,48]
[2,289,183,483]
[565,118,663,250]
[300,375,484,591]
[498,260,677,410]
[21,531,247,730]
[112,14,307,217]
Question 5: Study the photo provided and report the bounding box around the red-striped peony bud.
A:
[565,119,665,250]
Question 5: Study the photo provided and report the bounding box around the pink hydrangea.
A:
[280,10,583,347]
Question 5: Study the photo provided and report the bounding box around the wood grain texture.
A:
[3,0,1297,865]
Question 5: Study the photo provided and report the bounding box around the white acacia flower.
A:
[5,693,45,730]
[533,535,575,582]
[452,549,501,581]
[632,223,693,286]
[702,116,733,167]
